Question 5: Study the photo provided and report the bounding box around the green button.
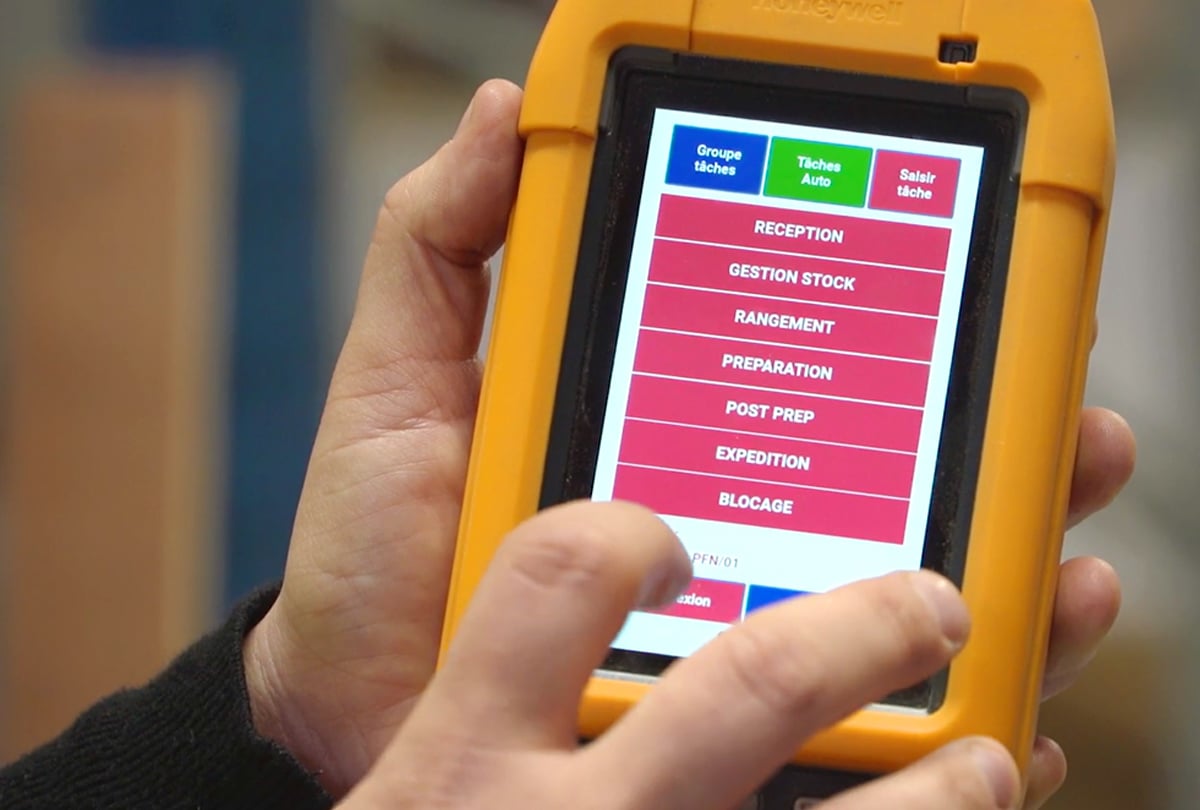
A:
[764,138,873,208]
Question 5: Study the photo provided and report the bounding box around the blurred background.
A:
[0,1,1195,806]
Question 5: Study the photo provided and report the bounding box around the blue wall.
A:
[84,0,325,607]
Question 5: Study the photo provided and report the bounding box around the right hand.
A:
[243,77,1130,807]
[335,500,1020,810]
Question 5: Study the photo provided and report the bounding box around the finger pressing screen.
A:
[583,571,971,810]
[416,500,692,748]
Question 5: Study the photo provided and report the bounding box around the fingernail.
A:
[969,739,1019,808]
[912,571,970,647]
[637,565,692,610]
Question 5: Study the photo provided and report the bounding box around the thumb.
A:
[247,81,525,796]
[289,77,523,591]
[331,79,524,413]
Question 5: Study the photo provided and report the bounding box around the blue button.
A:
[745,585,811,614]
[666,126,768,195]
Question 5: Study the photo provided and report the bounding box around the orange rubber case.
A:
[439,0,1115,779]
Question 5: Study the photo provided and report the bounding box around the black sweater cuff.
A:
[0,586,334,810]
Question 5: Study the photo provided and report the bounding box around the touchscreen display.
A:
[588,109,987,661]
[536,51,1023,705]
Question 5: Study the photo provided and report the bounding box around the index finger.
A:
[582,571,970,810]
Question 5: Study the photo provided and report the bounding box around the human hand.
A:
[1023,408,1136,808]
[241,79,1136,802]
[337,500,1022,810]
[242,79,525,796]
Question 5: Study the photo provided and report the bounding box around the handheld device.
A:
[440,0,1115,801]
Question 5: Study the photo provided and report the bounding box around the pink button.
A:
[644,576,746,624]
[639,283,937,362]
[655,195,952,271]
[647,239,947,316]
[625,375,924,452]
[613,464,908,545]
[632,329,931,408]
[617,419,916,498]
[869,152,963,219]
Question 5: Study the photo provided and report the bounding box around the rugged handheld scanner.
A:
[440,0,1115,800]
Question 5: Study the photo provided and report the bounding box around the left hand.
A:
[1021,407,1135,808]
[241,80,1137,806]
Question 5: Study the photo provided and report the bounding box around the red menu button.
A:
[869,151,962,219]
[646,577,747,624]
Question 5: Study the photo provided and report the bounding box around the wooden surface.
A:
[1,64,230,761]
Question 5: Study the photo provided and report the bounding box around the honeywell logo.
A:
[751,0,905,25]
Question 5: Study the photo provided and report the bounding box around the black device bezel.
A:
[538,47,1025,712]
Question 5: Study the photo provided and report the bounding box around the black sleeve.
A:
[0,586,334,810]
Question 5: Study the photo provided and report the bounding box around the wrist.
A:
[244,609,338,793]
